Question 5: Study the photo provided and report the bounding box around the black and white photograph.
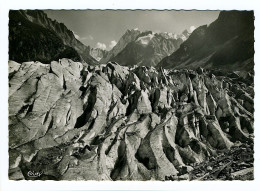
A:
[1,0,260,190]
[7,9,255,181]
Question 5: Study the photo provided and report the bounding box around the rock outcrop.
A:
[9,59,254,180]
[158,11,254,71]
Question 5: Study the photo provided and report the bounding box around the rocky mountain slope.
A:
[158,11,254,71]
[100,29,189,67]
[9,10,98,65]
[9,59,254,180]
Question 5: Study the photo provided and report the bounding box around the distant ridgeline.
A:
[9,10,254,72]
[9,10,98,65]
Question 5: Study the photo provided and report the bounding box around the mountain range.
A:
[100,29,190,67]
[9,10,254,72]
[9,10,192,67]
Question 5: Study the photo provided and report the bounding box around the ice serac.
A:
[9,59,254,180]
[158,11,254,71]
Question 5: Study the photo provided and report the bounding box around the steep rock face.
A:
[111,31,184,67]
[9,10,98,65]
[100,29,141,64]
[9,59,253,180]
[158,11,254,71]
[101,29,188,67]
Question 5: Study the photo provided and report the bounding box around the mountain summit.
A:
[101,29,190,67]
[100,29,142,64]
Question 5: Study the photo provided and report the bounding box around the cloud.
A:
[96,42,107,50]
[109,40,117,49]
[189,26,196,33]
[72,31,94,41]
[81,35,94,41]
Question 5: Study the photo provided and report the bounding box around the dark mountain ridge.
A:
[9,10,98,64]
[158,11,254,71]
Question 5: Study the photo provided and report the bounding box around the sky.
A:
[44,10,220,50]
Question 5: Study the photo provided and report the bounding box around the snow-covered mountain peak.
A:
[101,27,192,65]
[136,33,155,46]
[158,32,178,40]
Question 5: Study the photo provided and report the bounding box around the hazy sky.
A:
[44,10,220,50]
